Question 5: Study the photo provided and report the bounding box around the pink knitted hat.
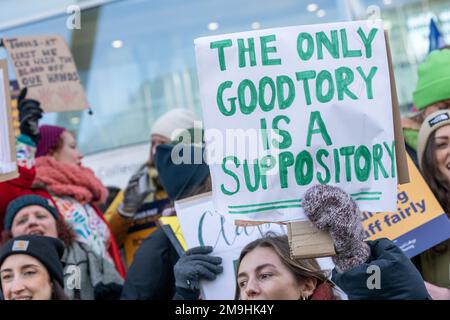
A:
[36,125,66,157]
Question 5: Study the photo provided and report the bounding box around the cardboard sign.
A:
[384,32,409,186]
[195,20,398,223]
[175,192,336,300]
[362,154,450,257]
[0,60,18,182]
[288,220,336,259]
[2,35,89,112]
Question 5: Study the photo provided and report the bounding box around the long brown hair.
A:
[234,233,330,300]
[421,130,450,215]
[47,135,65,156]
[51,279,68,300]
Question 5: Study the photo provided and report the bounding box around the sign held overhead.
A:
[194,20,401,223]
[3,35,89,113]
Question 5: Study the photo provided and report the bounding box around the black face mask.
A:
[154,143,210,201]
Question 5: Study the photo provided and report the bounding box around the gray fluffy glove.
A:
[118,164,155,218]
[174,246,223,292]
[302,184,370,273]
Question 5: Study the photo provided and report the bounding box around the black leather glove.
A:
[174,246,223,293]
[94,282,123,300]
[17,87,43,144]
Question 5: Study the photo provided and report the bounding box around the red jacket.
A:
[0,166,54,232]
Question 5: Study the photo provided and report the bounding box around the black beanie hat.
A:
[0,235,65,288]
[4,195,60,231]
[155,143,210,201]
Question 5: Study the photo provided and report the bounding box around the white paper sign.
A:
[0,62,18,180]
[194,20,396,223]
[175,192,336,300]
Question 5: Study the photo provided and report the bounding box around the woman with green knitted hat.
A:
[402,48,450,166]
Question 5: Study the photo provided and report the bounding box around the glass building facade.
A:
[1,0,449,156]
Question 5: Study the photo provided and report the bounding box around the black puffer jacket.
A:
[332,238,431,300]
[120,228,179,300]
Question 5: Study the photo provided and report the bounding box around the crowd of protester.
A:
[0,44,449,300]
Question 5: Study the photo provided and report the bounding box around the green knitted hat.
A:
[413,49,450,110]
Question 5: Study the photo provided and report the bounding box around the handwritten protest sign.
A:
[362,154,450,258]
[0,60,18,182]
[3,35,89,112]
[195,20,397,223]
[175,192,336,300]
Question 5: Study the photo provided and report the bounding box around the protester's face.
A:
[150,134,170,161]
[237,247,315,300]
[52,131,83,166]
[0,254,52,300]
[11,205,58,239]
[434,124,450,184]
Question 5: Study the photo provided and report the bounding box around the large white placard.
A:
[194,20,396,223]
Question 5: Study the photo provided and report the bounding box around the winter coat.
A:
[332,238,431,300]
[0,135,54,232]
[419,239,450,289]
[63,241,124,300]
[103,162,167,248]
[40,192,125,278]
[121,227,179,300]
[99,161,170,270]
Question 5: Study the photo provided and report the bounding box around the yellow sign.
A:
[362,155,444,241]
[159,216,187,251]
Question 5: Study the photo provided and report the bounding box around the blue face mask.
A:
[154,143,210,201]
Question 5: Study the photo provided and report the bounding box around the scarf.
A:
[310,281,336,300]
[33,156,108,206]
